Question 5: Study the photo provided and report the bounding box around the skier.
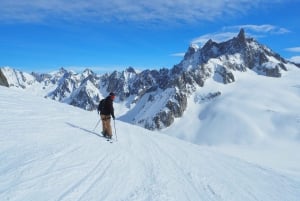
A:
[97,92,116,139]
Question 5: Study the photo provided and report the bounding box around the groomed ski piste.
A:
[1,84,300,201]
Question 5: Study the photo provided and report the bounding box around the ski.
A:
[102,134,113,143]
[98,132,114,143]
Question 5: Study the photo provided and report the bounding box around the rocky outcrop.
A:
[151,92,187,129]
[68,80,101,111]
[1,29,296,130]
[0,68,9,87]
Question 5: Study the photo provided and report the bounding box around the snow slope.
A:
[1,86,300,201]
[163,64,300,144]
[162,64,300,175]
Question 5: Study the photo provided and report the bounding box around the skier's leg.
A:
[101,115,108,136]
[106,118,112,139]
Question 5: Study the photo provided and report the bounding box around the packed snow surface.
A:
[1,86,300,201]
[162,64,300,176]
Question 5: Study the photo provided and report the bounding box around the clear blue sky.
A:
[0,0,299,73]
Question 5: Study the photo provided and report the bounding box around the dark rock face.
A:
[48,71,77,101]
[1,29,296,130]
[69,80,101,111]
[294,63,300,68]
[265,65,282,78]
[160,93,187,127]
[215,66,235,84]
[0,69,9,87]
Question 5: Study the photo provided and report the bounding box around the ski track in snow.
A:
[1,86,300,201]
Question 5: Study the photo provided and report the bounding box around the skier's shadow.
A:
[65,122,104,138]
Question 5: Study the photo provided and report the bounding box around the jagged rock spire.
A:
[125,66,136,73]
[237,28,246,41]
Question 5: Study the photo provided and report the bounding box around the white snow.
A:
[1,61,300,201]
[1,66,36,88]
[1,77,300,201]
[0,67,58,96]
[163,64,300,176]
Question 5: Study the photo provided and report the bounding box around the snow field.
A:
[1,86,300,201]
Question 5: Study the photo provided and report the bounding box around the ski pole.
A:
[114,119,117,141]
[93,119,100,131]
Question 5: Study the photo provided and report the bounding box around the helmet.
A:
[109,92,116,100]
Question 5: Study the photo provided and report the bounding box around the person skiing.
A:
[97,92,116,139]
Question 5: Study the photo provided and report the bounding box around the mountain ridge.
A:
[0,29,298,130]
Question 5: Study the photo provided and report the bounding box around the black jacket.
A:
[100,96,115,119]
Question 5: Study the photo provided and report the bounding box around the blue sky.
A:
[0,0,299,73]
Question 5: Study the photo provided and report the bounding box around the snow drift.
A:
[1,86,300,201]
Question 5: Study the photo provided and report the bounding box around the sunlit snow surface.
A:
[162,64,300,176]
[1,80,300,200]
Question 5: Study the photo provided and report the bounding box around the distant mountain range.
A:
[1,29,298,130]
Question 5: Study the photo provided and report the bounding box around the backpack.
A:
[97,99,106,113]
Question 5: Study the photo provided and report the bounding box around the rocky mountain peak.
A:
[58,67,68,74]
[1,30,298,130]
[184,44,199,60]
[202,39,218,53]
[82,68,94,75]
[125,66,136,74]
[237,28,246,41]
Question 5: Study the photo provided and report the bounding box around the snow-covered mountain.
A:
[1,27,300,200]
[0,29,299,131]
[1,86,300,201]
